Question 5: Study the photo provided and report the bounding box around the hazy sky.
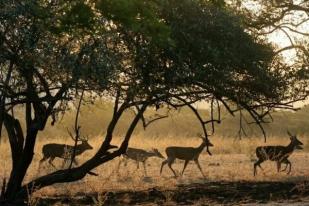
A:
[196,3,309,109]
[240,0,308,64]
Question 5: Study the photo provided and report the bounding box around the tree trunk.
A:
[4,129,38,201]
[5,103,147,204]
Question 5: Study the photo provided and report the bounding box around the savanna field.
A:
[1,134,309,205]
[1,105,309,205]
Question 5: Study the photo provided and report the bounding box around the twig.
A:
[68,89,85,169]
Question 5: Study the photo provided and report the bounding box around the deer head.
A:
[80,136,93,150]
[204,138,214,147]
[67,128,93,150]
[198,133,214,156]
[287,130,303,150]
[151,148,165,159]
[198,133,214,147]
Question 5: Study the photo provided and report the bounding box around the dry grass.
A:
[0,135,308,199]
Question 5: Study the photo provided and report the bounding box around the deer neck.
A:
[146,151,156,157]
[196,142,206,154]
[285,141,296,153]
[75,143,86,153]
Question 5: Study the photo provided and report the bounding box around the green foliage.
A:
[207,0,226,8]
[122,0,287,108]
[61,1,95,31]
[0,0,298,138]
[96,0,171,46]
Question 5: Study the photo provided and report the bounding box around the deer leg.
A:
[253,159,264,176]
[61,158,68,169]
[288,162,292,175]
[181,160,190,176]
[277,161,281,173]
[278,158,289,172]
[167,158,177,178]
[73,158,79,165]
[285,159,292,174]
[281,161,289,172]
[278,158,290,173]
[142,161,147,176]
[117,158,123,173]
[194,159,206,178]
[48,157,57,169]
[39,156,48,165]
[123,157,128,166]
[160,159,168,175]
[136,161,140,170]
[38,156,48,171]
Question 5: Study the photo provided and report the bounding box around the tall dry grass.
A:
[5,102,309,141]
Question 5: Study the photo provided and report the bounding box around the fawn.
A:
[118,147,164,175]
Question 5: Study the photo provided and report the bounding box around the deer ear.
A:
[287,130,293,137]
[197,133,204,139]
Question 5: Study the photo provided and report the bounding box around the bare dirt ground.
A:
[1,136,309,205]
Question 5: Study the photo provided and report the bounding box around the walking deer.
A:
[118,147,165,175]
[39,136,116,168]
[39,136,93,168]
[160,135,214,178]
[253,131,303,176]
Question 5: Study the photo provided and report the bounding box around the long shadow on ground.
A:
[39,180,309,205]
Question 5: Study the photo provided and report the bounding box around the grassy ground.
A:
[0,135,308,205]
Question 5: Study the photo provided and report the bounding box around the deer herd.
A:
[39,131,304,178]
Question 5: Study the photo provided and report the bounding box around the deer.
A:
[118,147,165,176]
[39,135,93,168]
[253,131,303,176]
[39,135,116,169]
[160,135,214,178]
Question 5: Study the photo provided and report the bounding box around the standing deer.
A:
[253,131,303,176]
[160,135,214,178]
[118,147,165,175]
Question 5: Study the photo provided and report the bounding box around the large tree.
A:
[229,0,309,90]
[0,0,301,204]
